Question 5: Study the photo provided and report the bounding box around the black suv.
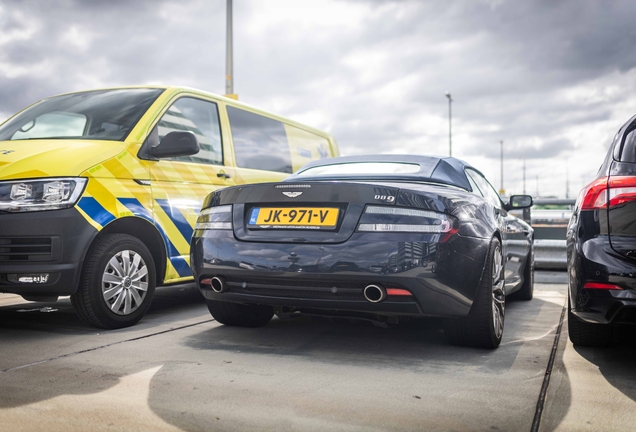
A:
[567,117,636,346]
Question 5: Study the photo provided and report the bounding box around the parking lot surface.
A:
[1,272,634,432]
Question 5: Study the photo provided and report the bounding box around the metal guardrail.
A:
[526,198,575,271]
[532,198,576,206]
[534,239,567,270]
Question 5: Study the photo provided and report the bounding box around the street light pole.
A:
[225,0,237,100]
[566,159,570,199]
[523,157,526,194]
[500,139,504,194]
[445,92,452,157]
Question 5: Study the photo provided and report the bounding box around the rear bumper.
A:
[0,207,98,297]
[568,236,636,324]
[191,231,490,318]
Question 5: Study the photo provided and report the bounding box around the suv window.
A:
[227,106,292,173]
[621,128,636,163]
[466,169,502,208]
[158,97,223,165]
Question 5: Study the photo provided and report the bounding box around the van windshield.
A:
[0,88,164,142]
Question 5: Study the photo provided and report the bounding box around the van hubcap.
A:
[102,250,149,316]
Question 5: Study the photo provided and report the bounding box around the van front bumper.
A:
[0,207,98,298]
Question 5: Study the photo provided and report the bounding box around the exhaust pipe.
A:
[211,276,228,293]
[363,284,387,303]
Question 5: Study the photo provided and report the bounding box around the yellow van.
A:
[0,86,339,328]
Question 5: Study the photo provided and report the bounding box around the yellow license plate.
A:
[249,207,339,228]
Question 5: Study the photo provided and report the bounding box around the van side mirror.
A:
[507,195,533,210]
[150,131,200,159]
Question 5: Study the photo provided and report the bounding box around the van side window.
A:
[158,97,223,165]
[227,106,292,173]
[285,123,331,172]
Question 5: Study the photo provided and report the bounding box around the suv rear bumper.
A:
[568,236,636,324]
[0,207,98,298]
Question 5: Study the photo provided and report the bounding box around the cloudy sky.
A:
[1,0,635,197]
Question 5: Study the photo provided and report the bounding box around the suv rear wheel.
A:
[567,299,612,347]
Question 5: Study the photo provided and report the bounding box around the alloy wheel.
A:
[102,250,149,315]
[491,245,505,339]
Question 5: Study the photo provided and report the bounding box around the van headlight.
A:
[0,178,87,212]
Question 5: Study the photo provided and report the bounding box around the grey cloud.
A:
[0,0,635,196]
[0,0,225,109]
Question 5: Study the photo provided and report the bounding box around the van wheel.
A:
[206,300,273,327]
[444,237,505,349]
[71,234,156,329]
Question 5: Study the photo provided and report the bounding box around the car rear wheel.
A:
[444,237,505,349]
[206,299,273,327]
[71,234,156,329]
[567,300,612,347]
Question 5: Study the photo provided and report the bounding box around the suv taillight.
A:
[607,176,636,207]
[579,176,636,210]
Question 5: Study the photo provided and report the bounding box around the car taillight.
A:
[607,176,636,207]
[195,205,233,230]
[356,206,455,233]
[579,176,636,210]
[579,177,609,210]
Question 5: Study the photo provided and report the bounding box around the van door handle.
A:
[217,172,231,179]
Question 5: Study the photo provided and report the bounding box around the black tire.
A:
[567,300,612,347]
[71,234,156,329]
[206,299,273,327]
[444,237,505,349]
[513,249,534,301]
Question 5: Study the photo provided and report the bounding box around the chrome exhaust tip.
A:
[363,284,387,303]
[211,276,228,293]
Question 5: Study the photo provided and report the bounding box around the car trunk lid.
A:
[222,181,399,244]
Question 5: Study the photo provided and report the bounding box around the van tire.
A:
[206,300,273,327]
[71,234,156,329]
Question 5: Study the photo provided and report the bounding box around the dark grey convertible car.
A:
[191,155,534,348]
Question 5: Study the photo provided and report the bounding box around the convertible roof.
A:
[287,154,478,191]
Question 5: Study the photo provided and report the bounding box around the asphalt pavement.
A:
[0,272,634,432]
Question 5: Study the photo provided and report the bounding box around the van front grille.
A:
[0,237,53,262]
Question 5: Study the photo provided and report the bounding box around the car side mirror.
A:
[150,131,200,159]
[507,194,533,210]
